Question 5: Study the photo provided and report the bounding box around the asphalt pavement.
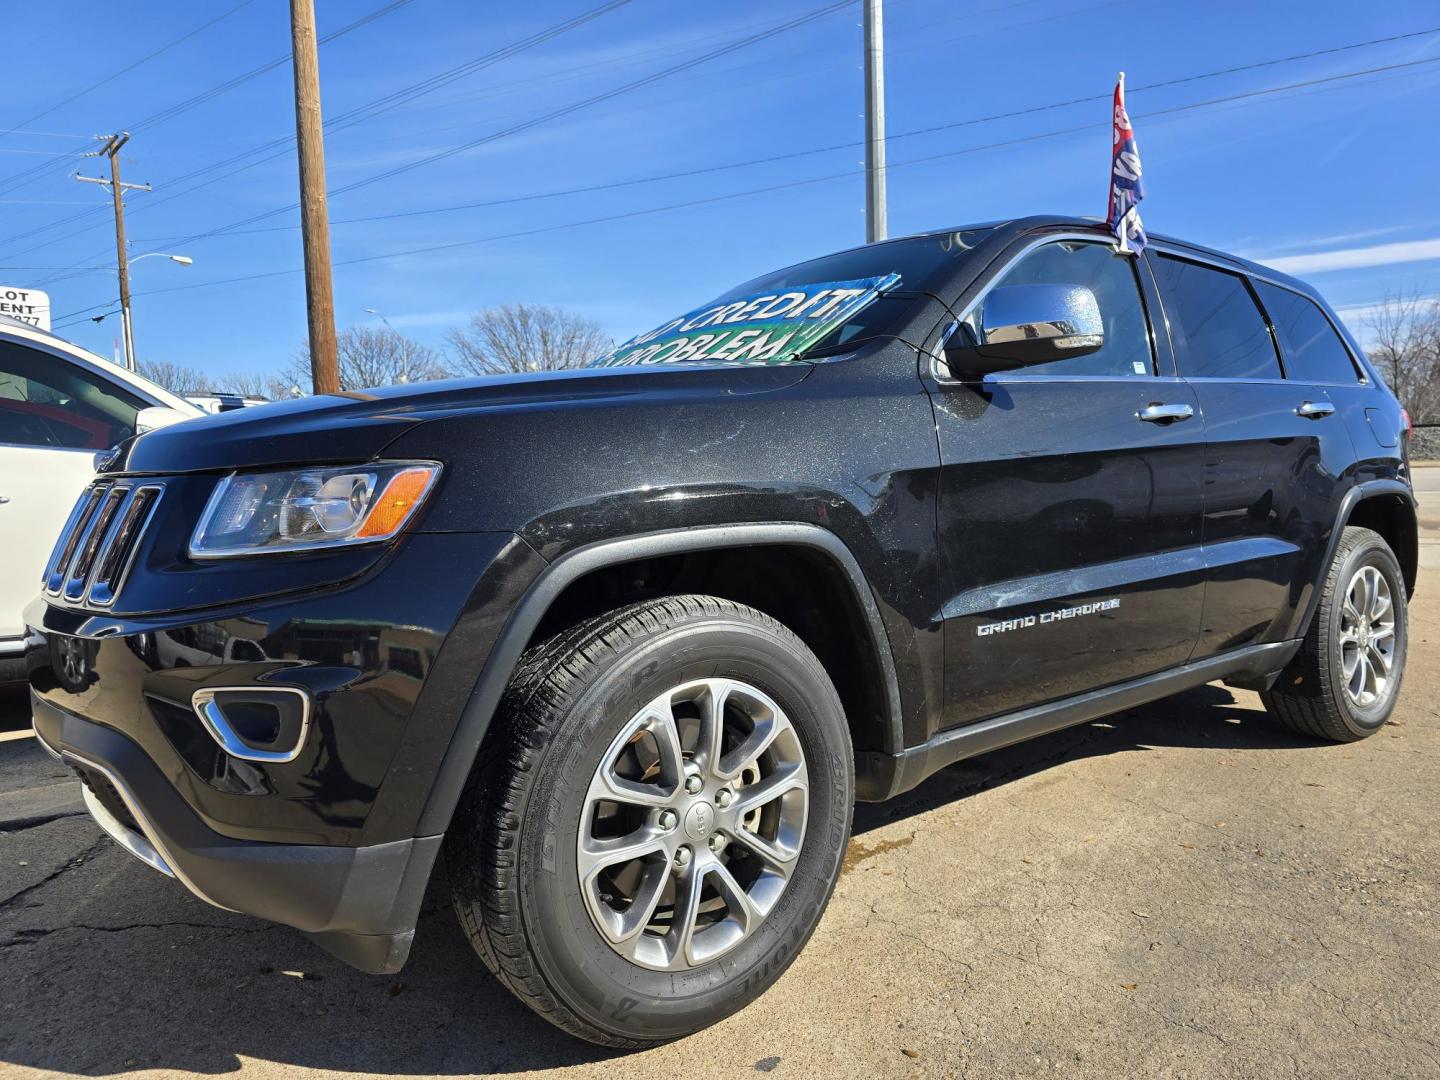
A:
[2,469,1437,1078]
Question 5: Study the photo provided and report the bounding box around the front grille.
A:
[42,481,163,608]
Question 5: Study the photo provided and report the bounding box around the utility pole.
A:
[289,0,339,394]
[75,133,149,371]
[863,0,887,243]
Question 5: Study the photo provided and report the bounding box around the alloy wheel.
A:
[1338,564,1396,708]
[576,678,809,971]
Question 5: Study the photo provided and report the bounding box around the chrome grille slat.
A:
[63,486,127,600]
[87,486,162,608]
[44,484,110,595]
[43,480,164,609]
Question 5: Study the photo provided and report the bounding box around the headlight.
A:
[190,461,440,558]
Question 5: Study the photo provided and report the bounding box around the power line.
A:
[0,128,95,140]
[1,0,258,137]
[0,0,631,260]
[129,0,420,134]
[15,11,1440,269]
[20,0,849,273]
[115,23,1440,244]
[0,0,422,220]
[48,54,1440,330]
[0,147,96,157]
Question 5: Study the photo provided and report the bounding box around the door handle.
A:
[1296,400,1335,419]
[1137,402,1195,423]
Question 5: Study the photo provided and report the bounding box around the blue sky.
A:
[2,0,1437,387]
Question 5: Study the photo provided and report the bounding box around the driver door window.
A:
[0,341,145,450]
[969,240,1155,378]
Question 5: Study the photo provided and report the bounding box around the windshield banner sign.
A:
[590,273,899,368]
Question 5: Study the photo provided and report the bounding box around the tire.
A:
[445,594,854,1046]
[1262,526,1408,741]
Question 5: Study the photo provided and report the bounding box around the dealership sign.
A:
[591,274,899,368]
[0,286,50,331]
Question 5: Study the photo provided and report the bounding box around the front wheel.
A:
[446,595,854,1046]
[1262,526,1409,740]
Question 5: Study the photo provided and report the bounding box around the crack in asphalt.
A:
[0,835,108,910]
[0,920,275,948]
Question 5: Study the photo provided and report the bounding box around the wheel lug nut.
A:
[658,810,678,830]
[684,774,703,795]
[673,846,692,868]
[716,789,733,808]
[708,834,725,853]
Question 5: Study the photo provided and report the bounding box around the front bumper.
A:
[25,526,549,972]
[34,692,439,972]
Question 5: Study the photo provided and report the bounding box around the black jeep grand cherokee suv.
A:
[27,216,1416,1045]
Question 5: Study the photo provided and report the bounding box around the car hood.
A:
[108,363,813,475]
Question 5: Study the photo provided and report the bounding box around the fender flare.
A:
[1292,478,1417,639]
[415,522,904,836]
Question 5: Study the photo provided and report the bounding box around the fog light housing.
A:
[192,686,312,763]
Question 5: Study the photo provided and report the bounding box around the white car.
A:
[0,316,200,679]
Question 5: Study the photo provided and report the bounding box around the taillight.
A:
[1401,408,1412,442]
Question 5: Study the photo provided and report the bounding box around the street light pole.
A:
[863,0,888,243]
[86,255,194,363]
[365,308,409,383]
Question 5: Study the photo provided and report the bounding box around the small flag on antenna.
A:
[1107,72,1145,253]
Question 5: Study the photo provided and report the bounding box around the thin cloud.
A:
[1261,238,1440,274]
[1332,293,1440,338]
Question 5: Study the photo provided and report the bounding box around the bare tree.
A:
[221,370,292,400]
[446,303,611,376]
[288,324,450,391]
[137,359,206,396]
[1363,293,1440,423]
[138,359,287,401]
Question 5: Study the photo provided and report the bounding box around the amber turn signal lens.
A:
[354,466,438,539]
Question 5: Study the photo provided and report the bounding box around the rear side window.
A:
[1152,254,1281,380]
[1254,282,1361,384]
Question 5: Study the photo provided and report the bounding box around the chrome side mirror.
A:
[943,283,1104,376]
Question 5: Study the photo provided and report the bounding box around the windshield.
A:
[591,228,992,369]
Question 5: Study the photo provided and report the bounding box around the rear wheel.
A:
[1262,526,1408,740]
[446,595,853,1046]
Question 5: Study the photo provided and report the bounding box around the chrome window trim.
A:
[929,230,1158,385]
[191,685,313,764]
[1146,244,1286,383]
[1148,240,1375,386]
[1247,275,1370,387]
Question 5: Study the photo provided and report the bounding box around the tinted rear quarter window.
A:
[1152,254,1281,380]
[1254,282,1361,384]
